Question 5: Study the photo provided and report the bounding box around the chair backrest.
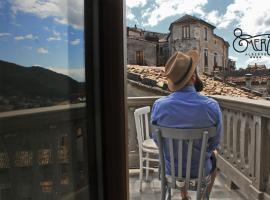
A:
[151,124,216,195]
[134,106,151,148]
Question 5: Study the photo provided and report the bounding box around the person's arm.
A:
[206,100,223,153]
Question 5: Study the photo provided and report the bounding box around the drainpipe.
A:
[245,73,252,89]
[267,77,270,95]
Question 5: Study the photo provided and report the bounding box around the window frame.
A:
[204,49,208,72]
[86,0,128,199]
[182,25,190,39]
[204,27,208,41]
[214,52,218,66]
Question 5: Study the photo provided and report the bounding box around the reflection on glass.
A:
[0,0,88,199]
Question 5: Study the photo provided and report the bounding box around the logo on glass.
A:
[233,28,270,58]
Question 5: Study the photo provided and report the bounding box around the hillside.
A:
[0,60,83,98]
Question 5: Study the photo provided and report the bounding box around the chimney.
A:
[245,73,252,89]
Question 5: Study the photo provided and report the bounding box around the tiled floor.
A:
[129,171,248,200]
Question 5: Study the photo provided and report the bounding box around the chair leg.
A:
[139,150,143,192]
[158,164,161,180]
[161,177,166,200]
[205,186,210,200]
[165,187,171,200]
[146,152,149,181]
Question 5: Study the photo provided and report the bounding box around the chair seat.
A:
[142,139,158,150]
[165,175,211,190]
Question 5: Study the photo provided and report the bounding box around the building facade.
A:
[127,14,230,74]
[126,27,169,66]
[168,15,229,74]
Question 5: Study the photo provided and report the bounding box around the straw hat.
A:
[165,50,199,91]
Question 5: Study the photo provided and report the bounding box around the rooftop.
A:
[169,14,216,30]
[127,65,262,99]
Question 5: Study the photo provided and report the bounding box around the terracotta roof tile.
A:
[127,65,261,99]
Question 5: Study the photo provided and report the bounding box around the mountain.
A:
[0,60,84,98]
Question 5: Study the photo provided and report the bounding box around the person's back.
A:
[151,50,223,199]
[151,85,222,177]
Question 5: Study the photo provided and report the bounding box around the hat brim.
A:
[167,50,199,92]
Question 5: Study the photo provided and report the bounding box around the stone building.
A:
[168,14,229,74]
[127,27,169,66]
[127,14,230,74]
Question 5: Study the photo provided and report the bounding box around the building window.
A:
[204,49,208,72]
[222,55,224,68]
[214,53,217,66]
[136,51,144,65]
[160,47,163,56]
[204,27,207,41]
[182,25,190,39]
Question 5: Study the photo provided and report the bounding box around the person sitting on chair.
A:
[151,50,223,200]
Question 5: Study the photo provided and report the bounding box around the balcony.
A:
[128,96,270,200]
[0,103,88,200]
[0,96,270,199]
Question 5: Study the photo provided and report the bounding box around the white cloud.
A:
[141,0,208,27]
[14,36,24,40]
[0,33,12,37]
[229,56,238,61]
[48,67,85,82]
[14,34,38,41]
[37,47,49,54]
[10,0,84,30]
[47,36,61,41]
[46,29,62,41]
[205,10,221,25]
[70,38,80,45]
[211,0,270,35]
[126,0,147,8]
[25,34,35,39]
[126,7,135,21]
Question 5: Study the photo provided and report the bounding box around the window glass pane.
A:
[0,1,89,199]
[204,27,207,41]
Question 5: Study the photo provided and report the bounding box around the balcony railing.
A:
[127,96,270,200]
[0,103,88,200]
[0,97,270,199]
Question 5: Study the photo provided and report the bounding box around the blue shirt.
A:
[151,85,222,177]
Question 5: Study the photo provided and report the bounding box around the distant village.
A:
[126,14,270,98]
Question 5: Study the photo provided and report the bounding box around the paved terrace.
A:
[129,171,248,199]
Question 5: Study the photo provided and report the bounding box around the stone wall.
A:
[127,38,157,66]
[157,42,169,66]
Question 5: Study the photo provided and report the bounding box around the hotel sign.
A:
[233,28,270,58]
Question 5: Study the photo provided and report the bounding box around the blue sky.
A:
[0,0,84,81]
[1,0,270,82]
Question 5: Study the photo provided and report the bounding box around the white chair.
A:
[134,106,159,191]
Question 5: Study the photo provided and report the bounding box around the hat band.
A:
[174,58,193,85]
